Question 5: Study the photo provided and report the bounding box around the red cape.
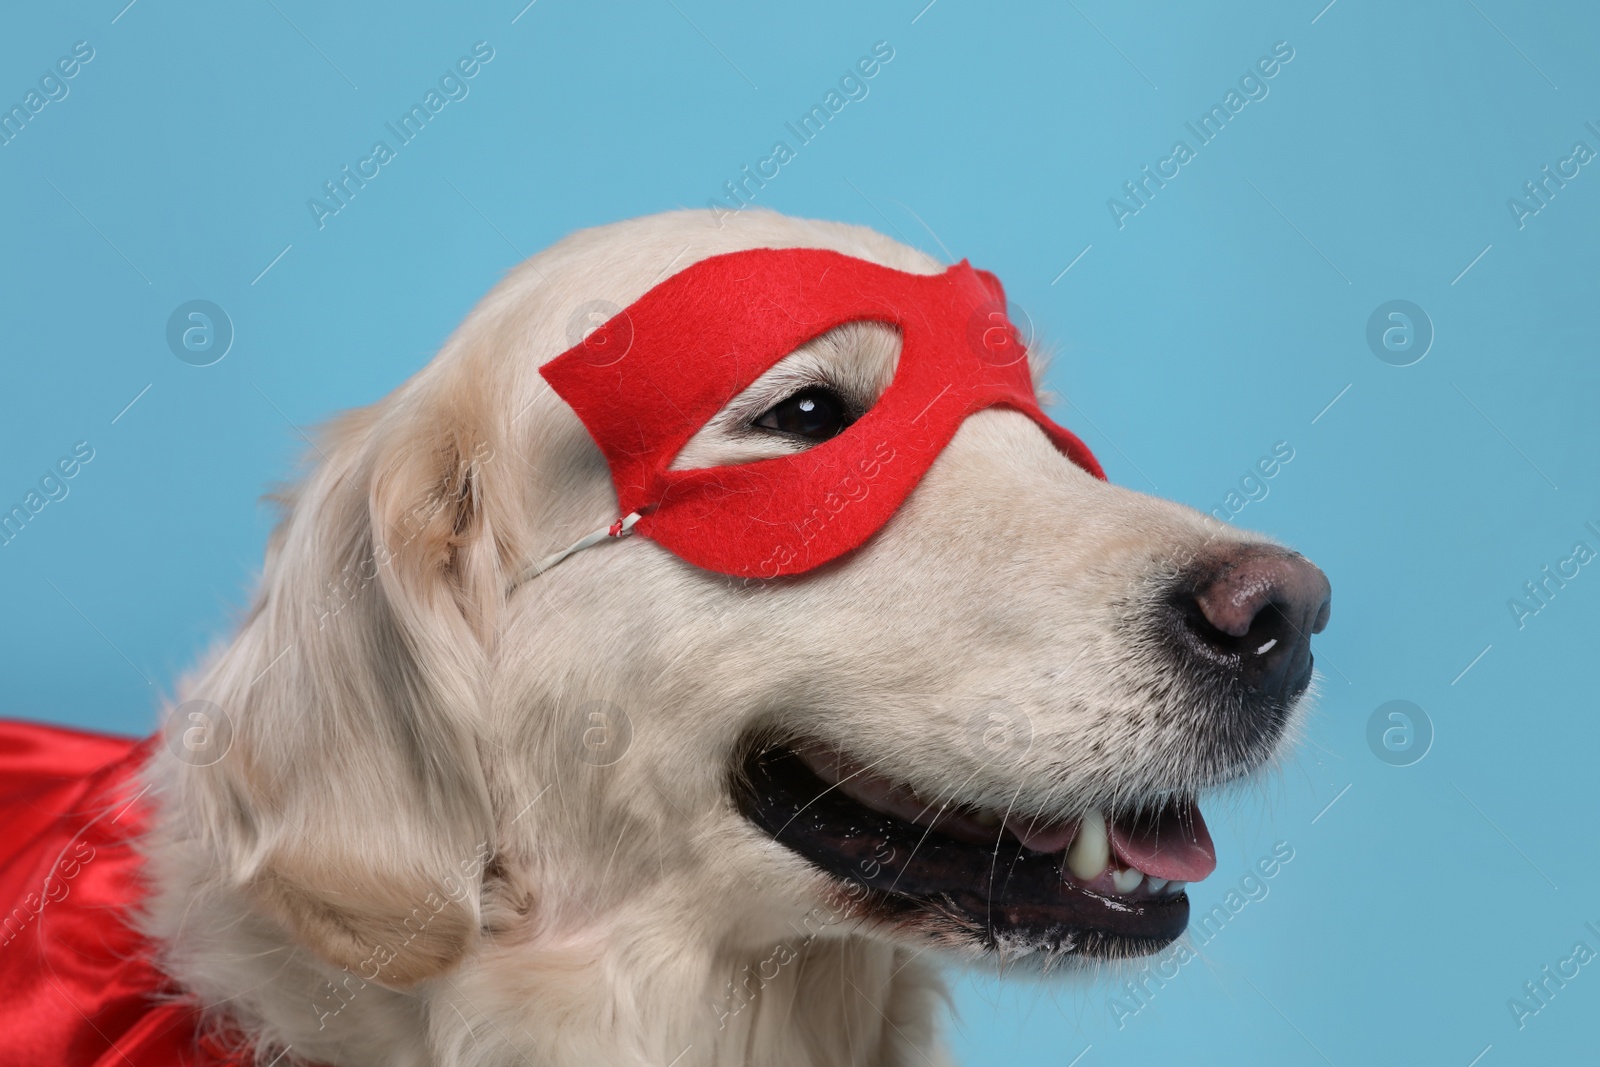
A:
[0,719,255,1066]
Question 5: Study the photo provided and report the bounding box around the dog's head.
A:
[163,209,1328,995]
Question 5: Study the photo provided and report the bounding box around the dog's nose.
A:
[1174,546,1332,705]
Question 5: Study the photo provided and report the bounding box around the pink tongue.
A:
[1107,801,1217,882]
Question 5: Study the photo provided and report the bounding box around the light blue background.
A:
[2,2,1595,1064]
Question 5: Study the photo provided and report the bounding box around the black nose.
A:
[1173,545,1332,705]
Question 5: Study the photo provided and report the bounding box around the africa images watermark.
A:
[706,40,896,226]
[1506,519,1600,631]
[1506,920,1600,1031]
[1107,840,1296,1029]
[1107,40,1296,230]
[0,40,95,148]
[755,439,896,577]
[712,837,898,1031]
[310,839,496,1030]
[307,42,496,230]
[1506,120,1600,230]
[0,837,96,949]
[1,439,96,549]
[1208,440,1294,525]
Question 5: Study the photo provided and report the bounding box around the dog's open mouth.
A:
[734,741,1218,960]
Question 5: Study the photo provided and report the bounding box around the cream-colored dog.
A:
[138,209,1330,1067]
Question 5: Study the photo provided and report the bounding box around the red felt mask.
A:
[539,247,1104,579]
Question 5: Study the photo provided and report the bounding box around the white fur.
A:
[137,209,1280,1067]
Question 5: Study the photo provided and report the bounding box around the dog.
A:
[6,208,1330,1067]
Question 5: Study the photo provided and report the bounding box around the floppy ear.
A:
[185,389,502,987]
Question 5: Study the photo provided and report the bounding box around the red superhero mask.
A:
[534,247,1104,581]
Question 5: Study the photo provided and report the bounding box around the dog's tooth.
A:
[1164,880,1186,896]
[1145,876,1168,893]
[1065,810,1110,881]
[971,810,999,829]
[1111,867,1142,894]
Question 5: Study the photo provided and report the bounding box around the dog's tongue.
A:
[1107,800,1216,882]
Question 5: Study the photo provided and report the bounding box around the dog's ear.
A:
[183,387,503,987]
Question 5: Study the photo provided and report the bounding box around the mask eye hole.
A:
[752,387,855,442]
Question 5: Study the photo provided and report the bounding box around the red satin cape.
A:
[0,719,253,1066]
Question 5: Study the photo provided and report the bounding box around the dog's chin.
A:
[732,741,1225,965]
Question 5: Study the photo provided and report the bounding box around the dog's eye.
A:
[753,388,854,442]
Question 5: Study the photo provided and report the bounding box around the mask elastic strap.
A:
[506,511,642,593]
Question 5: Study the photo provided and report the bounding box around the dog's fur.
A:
[137,209,1289,1067]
